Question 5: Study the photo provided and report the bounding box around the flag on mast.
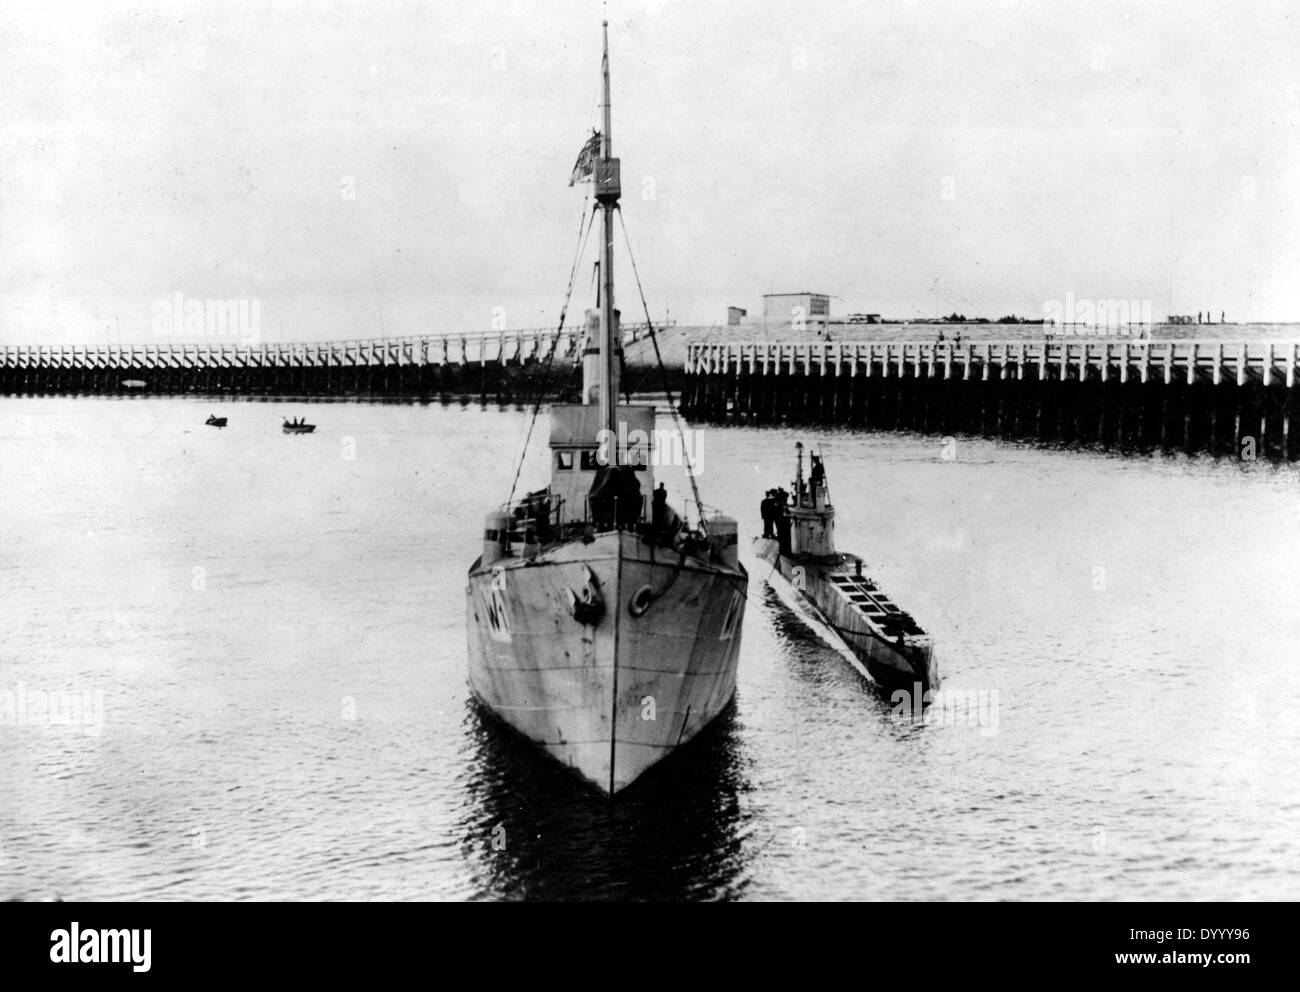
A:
[568,131,601,186]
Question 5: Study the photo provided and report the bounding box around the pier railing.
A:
[686,339,1300,387]
[0,321,674,373]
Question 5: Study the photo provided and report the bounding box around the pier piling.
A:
[684,338,1300,462]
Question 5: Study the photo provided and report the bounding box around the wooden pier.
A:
[7,327,1300,460]
[0,322,668,401]
[684,338,1300,460]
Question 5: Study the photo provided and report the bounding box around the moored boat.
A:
[754,443,938,693]
[205,414,228,428]
[282,417,315,434]
[465,22,747,796]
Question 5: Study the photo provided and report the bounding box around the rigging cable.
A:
[614,205,707,534]
[504,196,599,507]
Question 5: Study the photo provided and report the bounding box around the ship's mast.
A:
[595,19,621,457]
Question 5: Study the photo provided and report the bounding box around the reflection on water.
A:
[2,396,1298,901]
[458,697,754,901]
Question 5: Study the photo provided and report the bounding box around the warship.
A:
[755,443,938,692]
[465,22,747,796]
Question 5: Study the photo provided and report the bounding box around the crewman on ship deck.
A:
[652,483,668,533]
[774,488,792,556]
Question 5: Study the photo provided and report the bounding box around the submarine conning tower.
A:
[789,441,836,558]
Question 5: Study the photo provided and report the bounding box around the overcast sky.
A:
[2,0,1297,344]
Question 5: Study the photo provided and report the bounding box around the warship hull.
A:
[467,531,747,795]
[754,537,937,692]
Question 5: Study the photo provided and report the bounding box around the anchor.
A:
[566,565,605,626]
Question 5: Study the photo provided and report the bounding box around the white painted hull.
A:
[467,531,747,795]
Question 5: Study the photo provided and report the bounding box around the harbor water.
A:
[2,396,1298,900]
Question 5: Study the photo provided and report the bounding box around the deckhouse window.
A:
[555,451,574,470]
